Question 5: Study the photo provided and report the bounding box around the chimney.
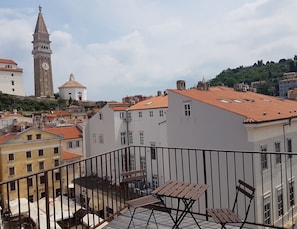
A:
[177,80,186,90]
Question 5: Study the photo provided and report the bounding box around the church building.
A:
[32,6,54,98]
[59,73,87,101]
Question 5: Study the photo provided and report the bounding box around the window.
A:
[27,135,32,140]
[264,196,271,224]
[184,103,191,116]
[129,154,135,170]
[261,145,268,170]
[36,134,41,139]
[10,181,16,191]
[26,151,31,158]
[277,188,284,216]
[128,131,133,144]
[9,167,15,176]
[54,159,59,167]
[8,153,14,161]
[56,188,61,197]
[68,141,73,148]
[140,156,146,169]
[55,172,61,181]
[40,175,45,184]
[159,110,164,117]
[120,132,126,145]
[26,164,32,172]
[149,111,153,117]
[29,195,34,202]
[54,147,59,154]
[275,142,281,164]
[99,134,104,144]
[39,161,44,170]
[289,180,295,207]
[139,131,144,145]
[76,140,80,147]
[138,112,142,118]
[38,149,44,157]
[150,143,156,160]
[11,80,14,86]
[120,112,125,119]
[152,175,158,189]
[127,112,131,121]
[27,178,33,187]
[99,113,103,120]
[287,138,293,158]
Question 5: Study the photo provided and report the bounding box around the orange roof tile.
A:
[0,133,17,144]
[128,95,168,110]
[62,151,82,160]
[107,102,130,111]
[170,86,297,123]
[44,126,82,139]
[0,58,17,65]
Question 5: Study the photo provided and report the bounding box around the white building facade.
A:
[0,59,25,96]
[166,85,297,227]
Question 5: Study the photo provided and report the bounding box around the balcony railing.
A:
[0,146,296,228]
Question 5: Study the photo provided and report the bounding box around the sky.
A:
[1,0,297,101]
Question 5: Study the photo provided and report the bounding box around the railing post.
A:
[203,150,208,221]
[44,171,51,229]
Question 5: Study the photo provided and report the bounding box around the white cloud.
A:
[2,1,297,100]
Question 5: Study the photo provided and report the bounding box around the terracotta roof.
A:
[107,102,129,111]
[59,74,86,89]
[62,151,82,160]
[0,133,17,144]
[170,86,297,123]
[128,95,168,111]
[0,113,24,119]
[44,126,82,139]
[0,59,17,65]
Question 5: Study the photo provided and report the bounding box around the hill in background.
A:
[210,56,297,96]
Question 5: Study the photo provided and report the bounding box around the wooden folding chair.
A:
[126,195,161,229]
[207,179,255,229]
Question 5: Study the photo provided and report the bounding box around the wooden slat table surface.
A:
[151,180,207,201]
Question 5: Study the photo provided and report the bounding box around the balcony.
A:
[0,146,296,228]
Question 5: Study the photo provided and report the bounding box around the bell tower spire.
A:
[32,6,54,98]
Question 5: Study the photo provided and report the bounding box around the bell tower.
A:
[32,6,54,98]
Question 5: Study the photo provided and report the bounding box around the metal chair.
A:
[207,179,255,229]
[126,195,161,229]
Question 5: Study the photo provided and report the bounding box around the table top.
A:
[151,180,208,201]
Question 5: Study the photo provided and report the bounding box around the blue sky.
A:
[1,0,297,101]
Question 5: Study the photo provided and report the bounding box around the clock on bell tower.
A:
[32,6,54,98]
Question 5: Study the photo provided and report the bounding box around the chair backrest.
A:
[232,179,255,222]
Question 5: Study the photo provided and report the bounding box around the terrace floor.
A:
[103,207,245,229]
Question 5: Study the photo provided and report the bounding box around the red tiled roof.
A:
[128,95,168,110]
[107,102,130,111]
[170,86,297,123]
[62,151,82,160]
[0,58,17,65]
[44,126,82,139]
[0,133,17,144]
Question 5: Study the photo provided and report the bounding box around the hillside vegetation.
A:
[210,57,297,96]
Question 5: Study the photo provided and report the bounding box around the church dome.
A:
[59,73,86,89]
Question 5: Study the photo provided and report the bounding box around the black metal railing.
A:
[0,146,296,228]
